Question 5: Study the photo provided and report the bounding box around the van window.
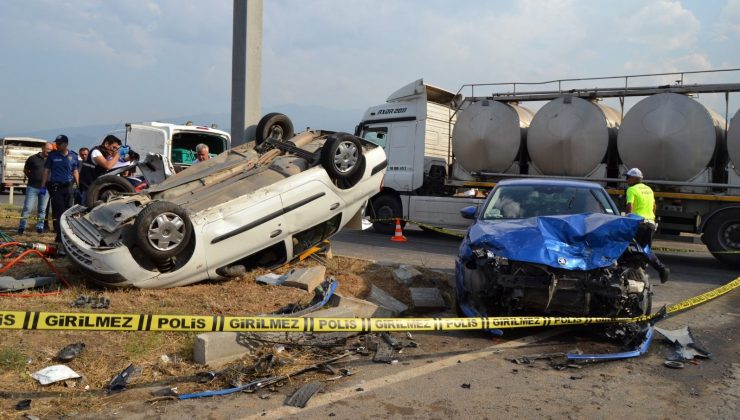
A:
[171,132,228,165]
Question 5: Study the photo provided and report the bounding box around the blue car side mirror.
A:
[460,206,477,220]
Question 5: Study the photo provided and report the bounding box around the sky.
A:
[1,0,739,138]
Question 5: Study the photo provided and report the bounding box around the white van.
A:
[109,122,231,174]
[0,137,47,192]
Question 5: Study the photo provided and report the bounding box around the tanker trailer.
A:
[617,92,726,192]
[527,96,621,178]
[451,100,533,177]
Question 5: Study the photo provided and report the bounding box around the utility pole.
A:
[231,0,262,146]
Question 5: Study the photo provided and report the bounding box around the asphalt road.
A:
[331,227,461,271]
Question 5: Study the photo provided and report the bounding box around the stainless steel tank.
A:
[452,100,533,172]
[527,96,621,177]
[728,108,740,176]
[618,93,726,182]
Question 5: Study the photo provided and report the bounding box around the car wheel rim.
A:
[333,141,359,173]
[376,205,395,222]
[147,212,186,251]
[268,124,284,140]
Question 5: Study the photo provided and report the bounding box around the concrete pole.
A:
[231,0,262,146]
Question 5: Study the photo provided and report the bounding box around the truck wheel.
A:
[256,113,294,145]
[321,133,366,189]
[370,195,404,235]
[85,175,136,208]
[703,209,740,266]
[134,201,193,261]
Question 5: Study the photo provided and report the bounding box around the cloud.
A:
[719,0,740,39]
[0,0,738,134]
[622,0,701,50]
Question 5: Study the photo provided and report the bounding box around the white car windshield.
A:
[482,185,615,220]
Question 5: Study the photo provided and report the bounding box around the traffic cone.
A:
[390,218,407,242]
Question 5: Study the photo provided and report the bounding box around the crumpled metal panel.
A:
[463,213,643,270]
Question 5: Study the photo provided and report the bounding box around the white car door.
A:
[202,192,287,274]
[279,176,343,255]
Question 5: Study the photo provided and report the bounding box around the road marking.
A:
[253,328,569,420]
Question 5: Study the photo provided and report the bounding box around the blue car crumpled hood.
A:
[463,213,644,270]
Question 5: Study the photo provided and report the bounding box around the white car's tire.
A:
[321,133,365,189]
[85,175,136,208]
[256,112,294,145]
[135,201,193,261]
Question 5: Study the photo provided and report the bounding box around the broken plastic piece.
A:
[567,326,654,362]
[0,276,58,292]
[196,371,217,383]
[178,353,349,400]
[274,278,338,316]
[664,360,685,369]
[380,332,402,350]
[151,387,179,397]
[284,381,323,408]
[15,399,31,410]
[107,364,138,394]
[373,338,396,363]
[655,326,711,361]
[57,342,86,362]
[31,365,81,385]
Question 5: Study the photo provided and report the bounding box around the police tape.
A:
[1,276,737,333]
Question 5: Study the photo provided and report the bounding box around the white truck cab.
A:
[111,122,231,174]
[356,79,480,233]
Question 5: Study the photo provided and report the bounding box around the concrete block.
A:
[410,287,446,311]
[329,293,395,318]
[193,332,250,367]
[283,266,326,292]
[392,264,422,285]
[368,285,408,315]
[431,269,456,289]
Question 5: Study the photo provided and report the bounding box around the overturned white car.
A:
[61,130,387,288]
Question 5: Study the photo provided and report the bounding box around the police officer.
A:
[41,135,79,245]
[625,167,670,283]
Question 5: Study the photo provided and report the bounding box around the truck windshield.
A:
[361,127,389,148]
[482,185,613,219]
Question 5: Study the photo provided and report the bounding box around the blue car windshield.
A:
[482,185,616,220]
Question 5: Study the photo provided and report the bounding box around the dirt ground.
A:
[0,208,453,419]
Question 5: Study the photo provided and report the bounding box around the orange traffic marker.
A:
[390,218,407,242]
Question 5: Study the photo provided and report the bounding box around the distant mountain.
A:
[5,104,364,150]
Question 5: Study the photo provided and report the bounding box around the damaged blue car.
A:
[456,179,652,320]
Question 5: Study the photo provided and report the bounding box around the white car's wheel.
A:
[321,133,365,188]
[85,175,136,208]
[256,113,294,145]
[135,201,192,261]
